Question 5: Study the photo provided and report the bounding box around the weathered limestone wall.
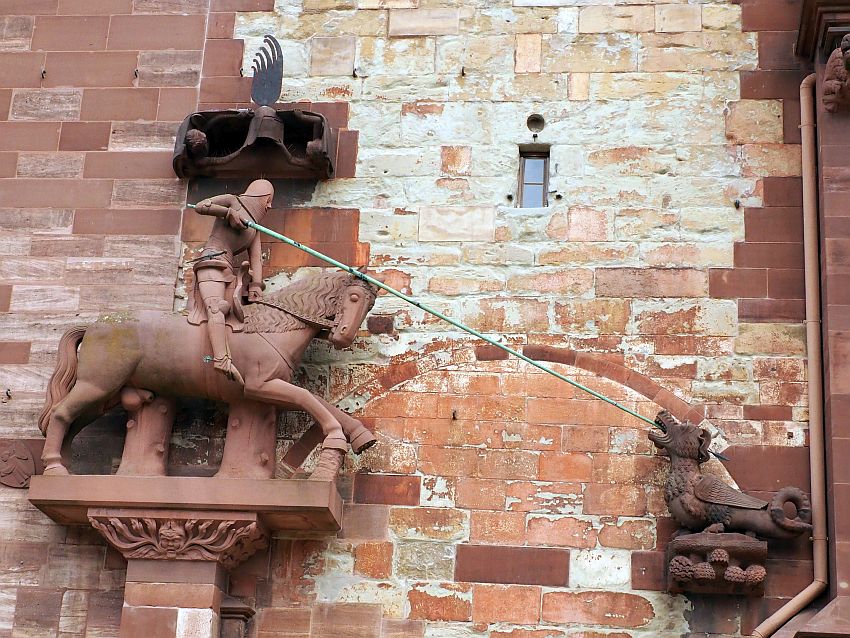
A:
[0,0,815,636]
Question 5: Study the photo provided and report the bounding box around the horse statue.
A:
[37,270,379,482]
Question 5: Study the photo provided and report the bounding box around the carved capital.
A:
[88,509,267,569]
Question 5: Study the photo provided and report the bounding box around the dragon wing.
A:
[693,475,768,510]
[251,35,283,107]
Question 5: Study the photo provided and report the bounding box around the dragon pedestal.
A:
[666,532,768,596]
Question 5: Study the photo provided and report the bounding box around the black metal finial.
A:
[251,35,283,107]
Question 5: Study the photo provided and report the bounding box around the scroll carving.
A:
[88,514,268,568]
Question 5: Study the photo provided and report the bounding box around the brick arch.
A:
[336,340,711,428]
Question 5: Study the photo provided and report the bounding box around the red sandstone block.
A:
[408,582,471,622]
[631,551,665,591]
[0,341,31,363]
[595,267,707,297]
[763,177,803,207]
[13,587,63,635]
[734,242,804,269]
[739,298,805,322]
[32,16,109,51]
[583,484,646,516]
[202,39,243,77]
[199,76,252,103]
[107,15,205,50]
[73,209,180,235]
[741,70,808,100]
[526,515,597,549]
[207,13,236,39]
[58,0,133,14]
[709,267,768,298]
[157,87,198,120]
[339,504,389,540]
[312,603,382,638]
[476,448,538,480]
[83,152,173,178]
[336,129,359,179]
[0,286,10,311]
[79,88,159,121]
[758,31,801,71]
[0,179,113,208]
[354,541,393,579]
[472,584,541,625]
[538,453,592,482]
[0,0,57,14]
[470,511,526,544]
[455,545,569,587]
[257,608,311,634]
[59,122,110,150]
[120,606,178,636]
[0,89,11,119]
[0,53,45,89]
[353,473,420,506]
[211,0,274,9]
[44,51,138,88]
[768,268,805,299]
[0,152,16,177]
[743,404,792,420]
[542,590,654,628]
[784,99,801,144]
[741,0,801,32]
[745,208,803,243]
[455,478,506,510]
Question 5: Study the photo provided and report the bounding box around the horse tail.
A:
[38,326,87,436]
[769,486,813,534]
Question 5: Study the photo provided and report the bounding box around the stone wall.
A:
[0,0,816,636]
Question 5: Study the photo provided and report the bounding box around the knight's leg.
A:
[42,381,110,475]
[199,279,243,385]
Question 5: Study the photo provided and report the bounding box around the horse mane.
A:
[243,270,359,334]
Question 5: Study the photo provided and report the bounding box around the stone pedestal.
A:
[29,475,343,637]
[666,532,768,596]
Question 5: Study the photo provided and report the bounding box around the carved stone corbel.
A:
[823,34,850,112]
[88,508,268,569]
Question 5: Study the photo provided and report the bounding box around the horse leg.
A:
[243,379,347,481]
[313,396,376,454]
[42,380,114,475]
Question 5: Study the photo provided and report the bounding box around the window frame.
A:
[517,150,550,208]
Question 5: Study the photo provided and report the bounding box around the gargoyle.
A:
[823,33,850,113]
[650,411,812,539]
[172,35,335,179]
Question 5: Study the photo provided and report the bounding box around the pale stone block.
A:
[10,89,82,121]
[359,37,436,76]
[569,72,589,100]
[109,121,177,150]
[310,36,356,76]
[725,99,783,144]
[304,0,355,10]
[579,6,654,33]
[514,0,579,6]
[436,34,514,75]
[358,0,417,7]
[16,152,84,178]
[640,33,757,72]
[418,206,496,242]
[0,257,64,280]
[570,550,631,588]
[389,9,459,37]
[656,4,702,33]
[742,144,803,177]
[177,608,218,638]
[59,590,88,634]
[702,5,742,30]
[556,8,579,33]
[515,33,542,73]
[544,33,638,73]
[0,589,13,634]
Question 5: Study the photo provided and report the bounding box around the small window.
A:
[518,150,549,208]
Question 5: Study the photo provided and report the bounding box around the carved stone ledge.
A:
[666,532,768,596]
[89,509,267,569]
[28,475,343,532]
[798,0,850,61]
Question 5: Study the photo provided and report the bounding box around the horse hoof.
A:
[42,463,70,476]
[349,425,377,454]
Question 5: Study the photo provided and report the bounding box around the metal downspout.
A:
[750,73,828,637]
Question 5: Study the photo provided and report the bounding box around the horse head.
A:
[328,273,378,349]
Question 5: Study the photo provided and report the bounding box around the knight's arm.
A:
[193,194,238,218]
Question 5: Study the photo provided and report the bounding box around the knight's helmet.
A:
[240,179,274,222]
